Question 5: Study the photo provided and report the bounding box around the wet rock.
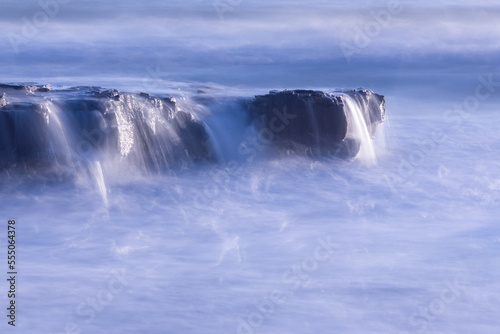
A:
[0,103,52,168]
[250,89,385,158]
[251,90,348,155]
[173,111,212,163]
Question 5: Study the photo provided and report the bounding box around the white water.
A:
[343,94,377,164]
[45,101,74,173]
[89,160,109,208]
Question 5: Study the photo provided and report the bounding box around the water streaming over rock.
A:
[0,84,386,185]
[343,93,379,164]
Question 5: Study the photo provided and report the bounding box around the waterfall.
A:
[342,94,377,164]
[89,160,109,207]
[44,101,75,175]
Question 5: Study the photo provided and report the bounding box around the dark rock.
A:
[250,89,385,158]
[0,84,26,91]
[0,83,386,176]
[0,103,52,169]
[173,111,211,163]
[0,85,213,174]
[251,90,348,155]
[335,138,361,159]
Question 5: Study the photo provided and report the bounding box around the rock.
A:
[250,89,385,158]
[173,111,212,163]
[0,85,213,173]
[0,84,26,91]
[0,103,52,169]
[0,83,385,175]
[251,90,347,155]
[336,138,361,159]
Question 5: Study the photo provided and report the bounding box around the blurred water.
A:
[1,85,499,333]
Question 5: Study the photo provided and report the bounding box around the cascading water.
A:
[89,160,108,207]
[44,101,74,176]
[342,94,379,165]
[200,100,256,163]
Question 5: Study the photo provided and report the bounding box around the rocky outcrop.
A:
[0,103,52,169]
[0,85,213,172]
[250,89,385,158]
[0,83,386,175]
